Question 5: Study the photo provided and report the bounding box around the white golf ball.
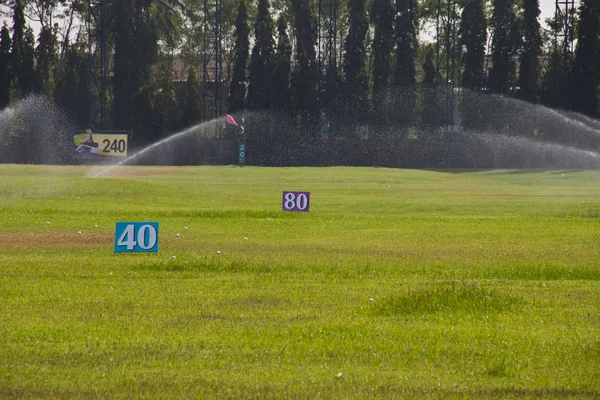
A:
[216,251,221,255]
[176,233,180,237]
[172,255,176,259]
[244,237,248,241]
[94,224,98,228]
[184,227,188,230]
[369,298,374,302]
[46,221,50,224]
[77,231,82,235]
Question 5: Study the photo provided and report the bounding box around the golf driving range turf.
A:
[0,165,599,398]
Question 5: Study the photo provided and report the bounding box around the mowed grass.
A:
[0,164,599,399]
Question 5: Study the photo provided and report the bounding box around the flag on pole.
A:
[226,114,239,126]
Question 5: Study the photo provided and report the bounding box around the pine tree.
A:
[518,0,541,102]
[370,0,394,112]
[246,0,276,110]
[20,27,36,96]
[55,45,91,127]
[420,48,443,129]
[540,50,571,110]
[154,65,181,136]
[394,0,416,87]
[393,0,417,126]
[291,0,318,117]
[459,0,487,90]
[182,66,202,127]
[273,15,292,113]
[572,0,600,117]
[11,0,28,98]
[488,0,519,94]
[35,25,57,96]
[113,0,159,137]
[228,0,249,113]
[0,24,12,108]
[342,0,369,132]
[112,0,137,130]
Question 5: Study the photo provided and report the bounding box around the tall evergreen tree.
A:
[153,65,181,136]
[370,0,394,111]
[459,0,487,90]
[246,0,276,110]
[0,24,12,108]
[488,0,519,94]
[291,0,319,117]
[112,0,137,130]
[572,0,600,117]
[393,0,417,126]
[518,0,541,102]
[34,25,57,96]
[273,15,292,113]
[420,48,443,129]
[113,0,159,137]
[182,66,202,127]
[55,45,91,127]
[342,0,369,132]
[394,0,416,87]
[540,50,572,110]
[20,27,36,96]
[228,0,249,113]
[11,0,30,98]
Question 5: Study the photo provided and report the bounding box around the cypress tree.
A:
[182,66,202,127]
[371,0,394,112]
[55,45,91,127]
[342,0,369,131]
[420,48,443,129]
[11,0,29,97]
[246,0,276,110]
[112,0,137,130]
[572,0,600,117]
[0,24,12,108]
[488,0,518,94]
[540,50,571,110]
[35,25,57,96]
[393,0,417,126]
[228,0,249,113]
[113,0,159,137]
[20,27,36,96]
[459,0,487,90]
[394,0,416,86]
[518,0,541,102]
[273,15,292,113]
[291,0,318,117]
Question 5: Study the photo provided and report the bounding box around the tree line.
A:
[0,0,599,167]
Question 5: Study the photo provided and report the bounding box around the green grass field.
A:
[0,165,599,399]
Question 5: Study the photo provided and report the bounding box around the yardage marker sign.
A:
[282,191,310,212]
[115,222,159,253]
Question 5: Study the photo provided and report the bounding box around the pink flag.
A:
[226,114,238,126]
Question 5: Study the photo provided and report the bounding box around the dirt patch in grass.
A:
[89,166,206,178]
[0,231,112,248]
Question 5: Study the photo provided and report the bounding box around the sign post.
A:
[238,138,246,166]
[282,191,310,212]
[73,130,128,159]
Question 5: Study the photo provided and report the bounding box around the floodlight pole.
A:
[435,0,458,132]
[88,0,107,129]
[555,0,576,59]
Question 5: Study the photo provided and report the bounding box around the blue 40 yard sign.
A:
[115,222,159,253]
